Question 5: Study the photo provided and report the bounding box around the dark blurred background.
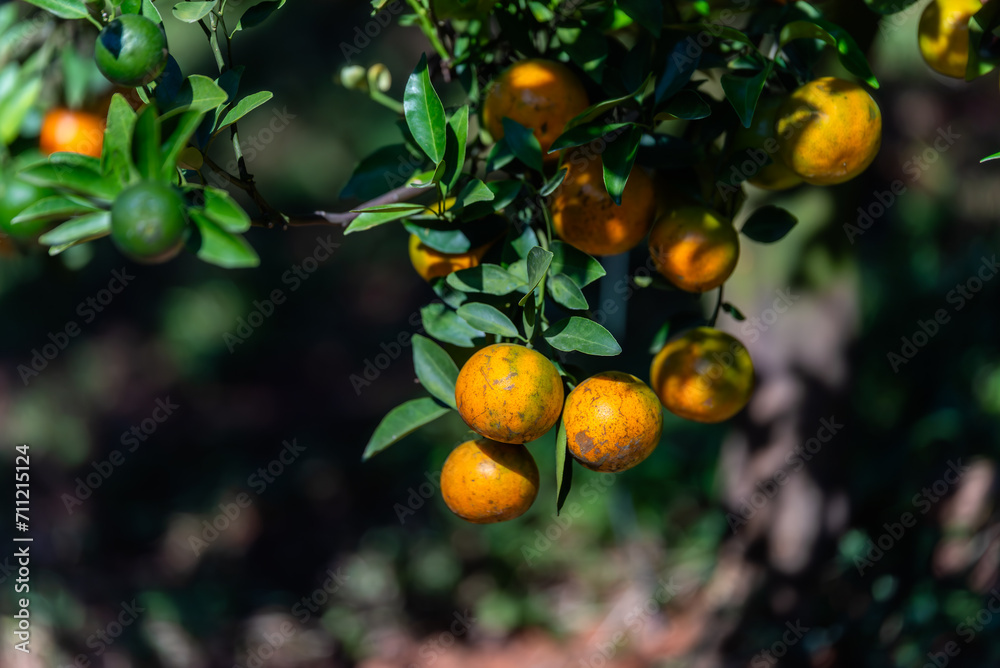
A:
[1,0,1000,666]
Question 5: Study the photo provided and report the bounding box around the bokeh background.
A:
[2,0,1000,666]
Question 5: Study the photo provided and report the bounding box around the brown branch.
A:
[282,184,433,227]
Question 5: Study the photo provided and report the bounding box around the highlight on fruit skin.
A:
[775,77,882,186]
[440,438,540,523]
[455,343,564,444]
[482,58,589,159]
[549,150,657,256]
[648,205,739,294]
[563,371,663,473]
[649,327,755,423]
[918,0,982,79]
[408,234,491,281]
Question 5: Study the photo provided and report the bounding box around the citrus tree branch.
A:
[264,185,432,227]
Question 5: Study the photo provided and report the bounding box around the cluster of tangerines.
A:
[423,58,883,524]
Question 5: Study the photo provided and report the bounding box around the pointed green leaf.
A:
[741,205,797,243]
[456,303,519,338]
[544,317,622,356]
[38,210,111,247]
[446,264,524,295]
[201,187,251,233]
[602,126,642,205]
[412,334,460,409]
[655,40,700,105]
[404,53,447,164]
[549,241,606,286]
[779,20,879,89]
[0,76,41,145]
[547,274,588,310]
[721,64,772,129]
[344,203,426,234]
[660,89,711,120]
[234,0,286,32]
[12,195,100,225]
[442,105,469,193]
[162,75,229,120]
[422,302,484,347]
[549,121,633,154]
[172,1,217,22]
[191,211,260,268]
[20,157,119,201]
[618,0,662,36]
[501,118,543,171]
[361,397,451,460]
[132,104,161,181]
[518,246,554,306]
[20,0,89,19]
[218,91,274,130]
[161,110,207,180]
[102,94,138,187]
[454,179,495,208]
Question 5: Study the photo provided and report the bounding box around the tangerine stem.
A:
[710,284,724,326]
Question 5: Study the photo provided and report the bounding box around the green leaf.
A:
[161,110,207,180]
[547,274,589,310]
[201,187,251,233]
[540,167,568,197]
[341,144,420,201]
[981,150,1000,163]
[602,126,641,205]
[12,195,100,225]
[20,157,119,201]
[162,75,229,121]
[518,246,554,307]
[967,1,1000,79]
[649,321,670,354]
[172,1,216,22]
[549,241,606,287]
[61,47,89,111]
[721,64,772,129]
[404,54,447,165]
[218,91,273,130]
[20,0,89,19]
[38,210,110,247]
[442,105,469,193]
[721,302,746,321]
[454,179,495,208]
[0,76,41,145]
[741,205,797,243]
[544,317,622,356]
[565,73,653,130]
[456,303,519,338]
[142,0,162,22]
[132,104,161,181]
[660,89,711,120]
[344,203,426,234]
[422,302,484,347]
[102,94,138,187]
[655,40,700,105]
[446,264,524,295]
[235,0,285,32]
[617,0,662,37]
[555,420,573,515]
[361,397,451,460]
[502,118,543,171]
[412,334,459,409]
[191,211,260,268]
[779,20,879,89]
[549,121,632,154]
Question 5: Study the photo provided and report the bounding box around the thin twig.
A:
[275,184,433,227]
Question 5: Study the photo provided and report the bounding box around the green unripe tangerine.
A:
[94,14,168,87]
[0,174,56,239]
[110,181,187,263]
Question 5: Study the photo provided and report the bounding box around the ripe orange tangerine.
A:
[919,0,982,78]
[549,151,656,256]
[455,343,564,444]
[408,234,491,281]
[440,439,540,523]
[563,371,663,473]
[649,327,754,423]
[40,109,105,158]
[731,95,802,191]
[648,205,739,293]
[775,77,881,186]
[482,59,589,159]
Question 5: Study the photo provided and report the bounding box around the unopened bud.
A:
[340,65,368,91]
